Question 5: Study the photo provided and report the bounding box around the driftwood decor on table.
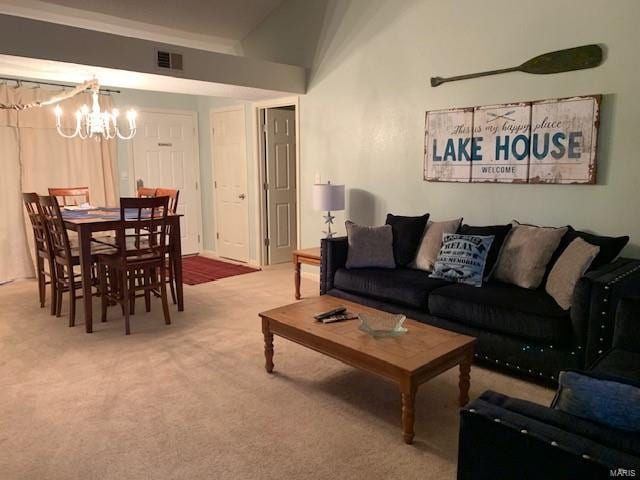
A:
[423,95,600,184]
[430,45,603,87]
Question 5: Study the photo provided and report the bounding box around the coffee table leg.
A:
[262,319,274,373]
[459,353,472,407]
[401,387,415,444]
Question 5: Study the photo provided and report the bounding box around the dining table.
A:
[62,207,184,333]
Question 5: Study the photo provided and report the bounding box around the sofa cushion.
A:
[458,223,512,277]
[590,349,640,383]
[385,213,429,266]
[429,281,571,343]
[345,221,395,269]
[493,221,568,289]
[333,267,450,310]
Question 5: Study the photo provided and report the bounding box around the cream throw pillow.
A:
[546,238,600,310]
[413,218,462,271]
[493,222,568,289]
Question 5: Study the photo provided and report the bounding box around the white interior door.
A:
[212,107,249,262]
[265,108,297,265]
[131,110,201,254]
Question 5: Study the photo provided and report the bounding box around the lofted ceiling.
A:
[40,0,284,40]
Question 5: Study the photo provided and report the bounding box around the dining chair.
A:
[48,187,91,206]
[98,196,171,335]
[137,187,157,198]
[22,192,57,315]
[38,195,115,327]
[155,188,180,304]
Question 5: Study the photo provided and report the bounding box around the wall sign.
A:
[424,94,600,184]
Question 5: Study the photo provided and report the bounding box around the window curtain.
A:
[0,84,118,284]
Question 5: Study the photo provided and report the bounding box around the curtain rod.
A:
[0,76,120,94]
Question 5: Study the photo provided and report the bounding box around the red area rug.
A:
[182,256,260,285]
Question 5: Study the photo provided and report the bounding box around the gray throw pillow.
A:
[492,221,568,289]
[553,371,640,432]
[430,234,494,287]
[345,221,395,269]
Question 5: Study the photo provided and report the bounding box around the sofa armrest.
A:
[457,392,640,480]
[571,258,640,366]
[320,236,348,295]
[613,297,640,352]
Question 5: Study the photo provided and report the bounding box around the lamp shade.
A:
[312,183,345,211]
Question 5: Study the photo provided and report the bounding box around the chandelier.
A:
[54,83,137,140]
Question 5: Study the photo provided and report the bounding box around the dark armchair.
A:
[457,296,640,480]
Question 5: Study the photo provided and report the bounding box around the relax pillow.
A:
[492,221,568,289]
[553,371,640,432]
[385,213,429,266]
[345,221,395,269]
[413,218,463,271]
[458,223,512,278]
[430,234,494,287]
[546,238,599,310]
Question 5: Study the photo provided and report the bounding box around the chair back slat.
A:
[48,187,90,206]
[155,188,180,215]
[22,192,49,250]
[39,195,73,261]
[117,197,170,261]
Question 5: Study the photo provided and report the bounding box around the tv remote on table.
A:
[314,307,347,321]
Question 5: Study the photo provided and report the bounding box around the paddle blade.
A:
[520,44,603,75]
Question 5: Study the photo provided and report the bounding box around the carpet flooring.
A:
[0,264,554,480]
[182,255,259,285]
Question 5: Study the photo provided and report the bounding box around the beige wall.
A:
[243,0,640,256]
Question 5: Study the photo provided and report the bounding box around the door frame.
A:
[252,96,301,266]
[209,105,250,262]
[127,107,203,254]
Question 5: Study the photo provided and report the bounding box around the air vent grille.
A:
[156,50,183,71]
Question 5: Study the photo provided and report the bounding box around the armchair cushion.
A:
[552,370,640,432]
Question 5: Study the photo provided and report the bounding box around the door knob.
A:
[238,194,246,200]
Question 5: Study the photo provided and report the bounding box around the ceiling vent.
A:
[156,50,183,71]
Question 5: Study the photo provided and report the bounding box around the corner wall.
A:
[242,0,640,256]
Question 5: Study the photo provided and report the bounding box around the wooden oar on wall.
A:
[430,44,603,87]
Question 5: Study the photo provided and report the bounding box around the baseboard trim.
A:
[200,250,260,268]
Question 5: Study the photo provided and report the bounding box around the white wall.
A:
[242,0,640,256]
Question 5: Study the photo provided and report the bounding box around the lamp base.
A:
[322,211,336,239]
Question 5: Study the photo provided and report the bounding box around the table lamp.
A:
[312,182,345,238]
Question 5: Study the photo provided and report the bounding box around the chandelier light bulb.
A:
[80,104,89,114]
[126,109,137,121]
[54,104,62,117]
[112,108,119,117]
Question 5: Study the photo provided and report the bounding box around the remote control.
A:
[314,306,347,321]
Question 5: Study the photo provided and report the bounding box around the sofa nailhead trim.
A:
[521,429,528,434]
[551,441,558,446]
[469,408,476,413]
[598,350,603,354]
[494,418,501,423]
[582,454,591,460]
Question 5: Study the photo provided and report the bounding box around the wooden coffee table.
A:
[259,296,476,444]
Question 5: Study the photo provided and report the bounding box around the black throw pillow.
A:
[545,227,629,278]
[458,224,512,277]
[385,213,430,266]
